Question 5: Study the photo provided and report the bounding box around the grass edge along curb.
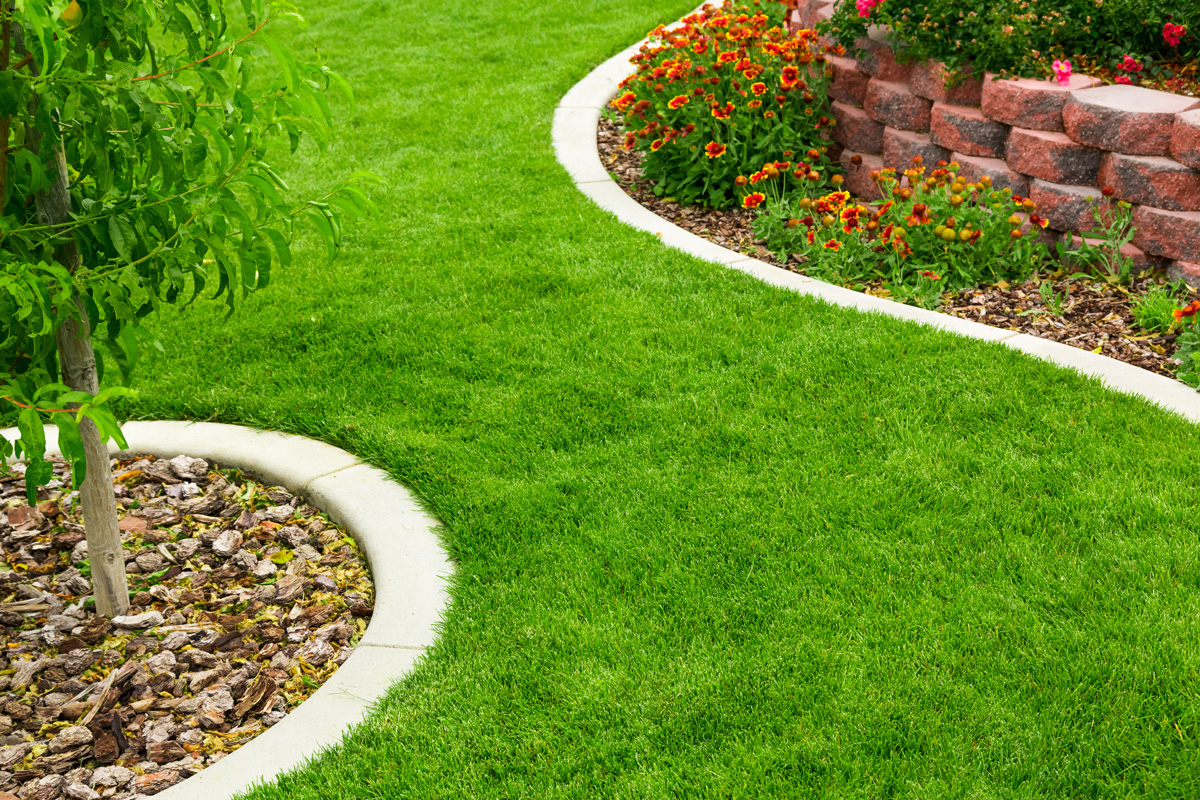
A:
[553,8,1200,426]
[1,420,454,800]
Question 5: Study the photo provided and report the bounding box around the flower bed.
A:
[788,0,1200,285]
[599,115,1194,379]
[606,1,1200,388]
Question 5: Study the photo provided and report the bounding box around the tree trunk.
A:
[37,148,130,619]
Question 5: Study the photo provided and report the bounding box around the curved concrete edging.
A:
[553,14,1200,425]
[2,421,453,800]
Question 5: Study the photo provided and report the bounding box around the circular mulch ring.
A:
[0,452,374,799]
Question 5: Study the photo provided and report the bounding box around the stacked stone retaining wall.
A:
[790,0,1200,284]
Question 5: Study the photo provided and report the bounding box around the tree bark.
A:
[35,134,130,619]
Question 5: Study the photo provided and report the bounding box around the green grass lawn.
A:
[114,0,1200,796]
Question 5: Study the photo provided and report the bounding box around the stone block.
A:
[882,128,951,173]
[1132,205,1200,262]
[854,27,912,83]
[839,149,885,201]
[826,54,871,107]
[981,72,1102,131]
[910,61,983,106]
[1063,84,1200,156]
[864,79,932,133]
[951,152,1029,196]
[832,101,885,154]
[1170,109,1200,171]
[929,103,1008,158]
[1167,260,1200,288]
[1005,127,1102,185]
[1027,179,1103,232]
[1098,153,1200,212]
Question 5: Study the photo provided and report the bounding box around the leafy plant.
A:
[1057,190,1138,283]
[0,0,375,616]
[1132,281,1189,333]
[613,0,838,207]
[887,269,947,310]
[1039,280,1069,316]
[1171,300,1200,388]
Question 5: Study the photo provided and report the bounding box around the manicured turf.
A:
[115,0,1200,796]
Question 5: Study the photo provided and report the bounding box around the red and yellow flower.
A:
[742,192,766,208]
[668,94,691,109]
[705,141,727,158]
[711,101,735,119]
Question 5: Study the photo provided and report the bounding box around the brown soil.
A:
[0,455,373,799]
[597,116,1193,380]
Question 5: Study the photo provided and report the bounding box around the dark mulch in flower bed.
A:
[1073,58,1200,98]
[0,455,373,799]
[598,115,1191,380]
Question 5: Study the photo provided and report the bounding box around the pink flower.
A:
[1051,59,1072,87]
[1164,22,1186,48]
[856,0,883,18]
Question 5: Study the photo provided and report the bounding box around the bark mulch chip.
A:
[0,455,373,799]
[598,115,1193,380]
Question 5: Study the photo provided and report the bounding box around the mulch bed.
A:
[0,455,373,799]
[597,116,1192,380]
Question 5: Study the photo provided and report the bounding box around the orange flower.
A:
[705,141,727,158]
[748,170,767,184]
[823,240,841,251]
[781,65,800,87]
[918,270,941,281]
[751,82,767,95]
[650,139,664,151]
[613,91,637,110]
[668,95,690,109]
[905,202,932,226]
[717,51,738,64]
[1174,301,1200,320]
[763,110,775,118]
[748,99,762,109]
[742,192,766,208]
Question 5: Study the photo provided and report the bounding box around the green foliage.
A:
[0,0,376,491]
[826,0,1198,79]
[1038,279,1069,316]
[1132,280,1189,334]
[612,0,837,208]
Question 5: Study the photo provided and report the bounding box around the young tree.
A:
[0,0,373,617]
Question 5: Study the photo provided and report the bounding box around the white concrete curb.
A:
[553,14,1200,424]
[1,421,453,799]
